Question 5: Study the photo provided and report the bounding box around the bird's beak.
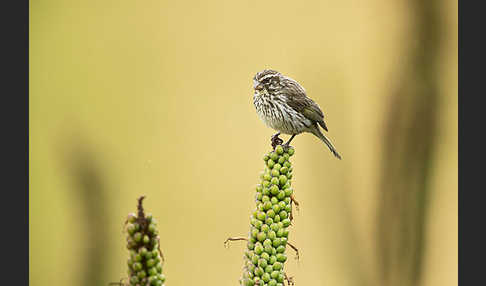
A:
[255,84,263,91]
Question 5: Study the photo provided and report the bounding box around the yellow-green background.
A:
[30,0,457,286]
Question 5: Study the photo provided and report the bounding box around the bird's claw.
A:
[271,134,284,150]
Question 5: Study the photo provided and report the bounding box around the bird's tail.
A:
[310,125,342,160]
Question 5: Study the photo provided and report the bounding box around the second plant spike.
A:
[124,196,166,286]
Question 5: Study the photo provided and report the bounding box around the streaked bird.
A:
[253,69,342,159]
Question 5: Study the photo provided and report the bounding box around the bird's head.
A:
[253,69,284,96]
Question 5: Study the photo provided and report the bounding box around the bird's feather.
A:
[284,85,328,131]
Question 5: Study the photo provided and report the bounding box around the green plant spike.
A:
[122,196,166,286]
[238,145,298,286]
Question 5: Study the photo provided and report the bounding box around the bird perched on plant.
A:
[253,69,342,159]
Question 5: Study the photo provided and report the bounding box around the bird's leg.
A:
[271,132,283,150]
[271,132,281,142]
[283,134,296,150]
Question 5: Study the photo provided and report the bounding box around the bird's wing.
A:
[285,86,328,130]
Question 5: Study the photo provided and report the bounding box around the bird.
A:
[252,69,342,159]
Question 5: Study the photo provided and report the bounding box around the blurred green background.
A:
[30,0,457,285]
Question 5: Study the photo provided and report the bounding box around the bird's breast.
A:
[253,93,310,135]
